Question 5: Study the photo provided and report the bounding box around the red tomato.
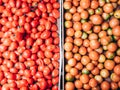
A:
[52,85,58,90]
[47,80,52,88]
[45,21,52,30]
[52,69,59,77]
[52,9,60,18]
[16,0,22,8]
[43,66,51,75]
[22,50,31,58]
[46,3,53,13]
[38,3,47,12]
[40,30,51,39]
[30,84,38,90]
[38,79,47,89]
[52,76,59,85]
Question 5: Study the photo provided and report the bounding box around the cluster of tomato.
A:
[0,0,60,89]
[64,0,120,90]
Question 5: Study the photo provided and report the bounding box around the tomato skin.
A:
[53,53,60,61]
[46,3,53,13]
[45,21,52,30]
[27,12,36,18]
[43,66,51,75]
[40,30,51,39]
[35,9,41,16]
[50,0,56,3]
[52,76,59,85]
[35,71,43,78]
[52,69,59,77]
[45,38,53,45]
[39,18,47,25]
[0,71,4,81]
[31,46,39,53]
[52,9,60,18]
[19,16,25,26]
[48,16,56,23]
[47,80,52,88]
[30,84,38,90]
[31,20,39,28]
[52,85,58,90]
[37,79,48,89]
[16,0,21,8]
[44,0,49,2]
[38,3,47,12]
[37,51,45,59]
[14,32,23,41]
[0,78,7,85]
[42,12,48,19]
[54,37,59,45]
[9,0,15,8]
[22,50,31,58]
[44,50,53,58]
[0,45,7,52]
[52,61,59,69]
[24,23,31,32]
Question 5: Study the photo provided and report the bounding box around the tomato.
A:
[38,79,47,89]
[52,85,58,90]
[65,82,75,90]
[52,53,60,61]
[45,21,51,30]
[0,71,4,81]
[52,76,59,85]
[19,16,25,26]
[44,50,53,58]
[35,71,43,78]
[16,0,22,8]
[14,32,23,41]
[52,69,59,77]
[46,79,53,88]
[40,30,51,39]
[22,50,31,58]
[43,66,51,75]
[38,3,47,12]
[30,84,38,90]
[52,9,60,18]
[46,3,53,13]
[27,12,36,18]
[53,2,60,9]
[48,17,56,23]
[31,20,39,28]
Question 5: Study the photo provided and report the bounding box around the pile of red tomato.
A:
[64,0,120,90]
[0,0,60,89]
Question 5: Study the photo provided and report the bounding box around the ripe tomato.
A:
[38,79,47,89]
[40,30,51,39]
[52,69,59,77]
[0,0,60,89]
[52,9,60,18]
[52,85,58,90]
[38,3,47,12]
[52,76,59,85]
[43,66,51,75]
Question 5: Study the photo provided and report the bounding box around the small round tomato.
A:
[38,79,47,89]
[52,76,59,85]
[52,85,58,90]
[43,66,51,75]
[52,69,59,77]
[41,30,51,39]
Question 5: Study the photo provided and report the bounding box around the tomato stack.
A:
[64,0,120,90]
[0,0,60,89]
